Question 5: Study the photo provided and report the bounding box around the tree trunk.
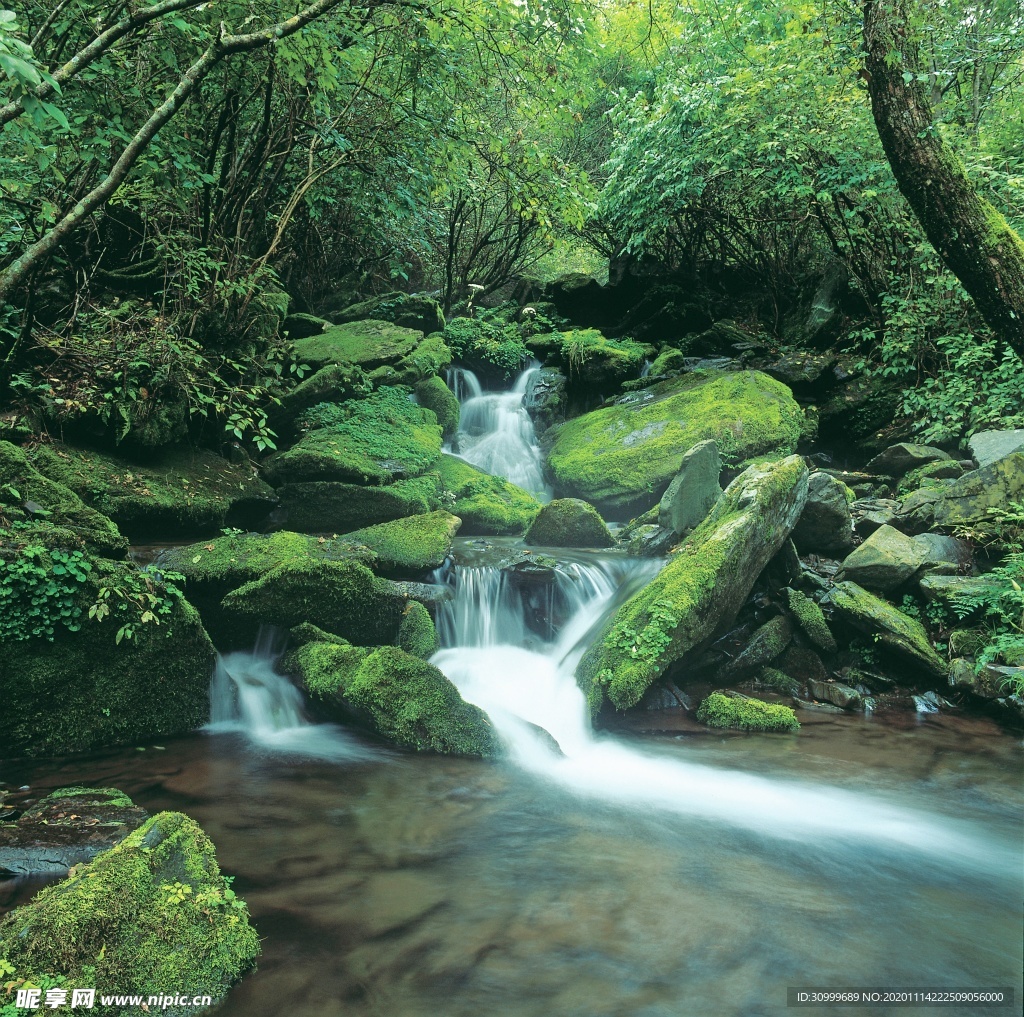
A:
[862,0,1024,356]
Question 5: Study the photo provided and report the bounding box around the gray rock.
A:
[912,533,972,573]
[866,443,951,476]
[622,523,677,557]
[852,497,901,537]
[658,439,723,536]
[967,429,1024,468]
[948,658,978,690]
[896,487,945,533]
[826,581,948,679]
[932,451,1024,528]
[523,367,568,435]
[0,787,148,875]
[918,573,992,608]
[725,614,793,673]
[976,664,1024,699]
[838,524,928,590]
[791,471,854,554]
[808,679,862,709]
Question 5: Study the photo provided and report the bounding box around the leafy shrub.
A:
[442,315,527,377]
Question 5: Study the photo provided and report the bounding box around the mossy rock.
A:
[0,811,259,1010]
[827,580,948,679]
[390,332,453,386]
[1,558,215,758]
[32,443,277,540]
[414,375,460,437]
[546,370,803,519]
[272,362,372,430]
[0,441,127,557]
[282,640,499,756]
[524,498,615,548]
[435,454,541,536]
[292,318,424,370]
[697,691,800,732]
[783,587,837,653]
[932,451,1024,528]
[275,474,441,533]
[558,328,646,390]
[396,601,440,659]
[577,456,809,714]
[221,558,406,646]
[344,510,461,573]
[330,291,444,335]
[266,386,443,486]
[282,311,330,338]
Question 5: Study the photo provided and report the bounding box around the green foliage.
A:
[696,692,800,733]
[442,316,528,378]
[0,537,91,642]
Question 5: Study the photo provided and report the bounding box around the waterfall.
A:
[447,364,550,498]
[431,556,1014,869]
[207,630,376,760]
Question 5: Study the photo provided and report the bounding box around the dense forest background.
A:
[0,0,1022,454]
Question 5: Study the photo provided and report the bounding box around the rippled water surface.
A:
[4,710,1021,1017]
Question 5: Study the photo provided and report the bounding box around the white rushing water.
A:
[432,556,1018,872]
[447,365,550,498]
[208,631,376,761]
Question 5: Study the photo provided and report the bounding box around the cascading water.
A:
[208,630,376,760]
[446,364,550,498]
[431,554,1018,872]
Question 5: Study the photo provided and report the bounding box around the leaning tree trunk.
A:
[862,0,1024,357]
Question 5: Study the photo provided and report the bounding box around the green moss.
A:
[31,443,276,539]
[434,454,541,535]
[275,474,441,533]
[442,317,528,377]
[524,498,615,548]
[221,558,404,645]
[696,692,800,732]
[273,362,372,427]
[1,561,214,757]
[0,811,259,1009]
[332,292,444,335]
[282,311,330,337]
[559,329,646,387]
[757,667,801,696]
[396,601,440,658]
[577,456,808,713]
[0,441,127,557]
[648,348,687,377]
[284,641,499,756]
[292,318,423,370]
[546,370,803,516]
[783,587,838,653]
[393,332,453,385]
[267,386,443,485]
[414,375,460,437]
[344,510,461,572]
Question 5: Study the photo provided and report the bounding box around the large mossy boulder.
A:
[275,474,441,533]
[291,319,451,385]
[282,639,499,756]
[343,510,461,573]
[932,451,1024,528]
[435,454,541,535]
[32,443,276,539]
[826,581,948,679]
[1,555,215,758]
[0,810,260,1007]
[221,558,406,646]
[0,441,127,557]
[577,455,809,713]
[414,375,460,438]
[272,361,371,430]
[558,328,647,390]
[265,386,443,486]
[524,498,615,548]
[328,291,444,335]
[546,370,803,518]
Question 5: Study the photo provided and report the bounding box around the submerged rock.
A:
[657,439,722,536]
[0,787,148,875]
[791,472,854,554]
[283,640,499,757]
[696,691,800,733]
[435,454,541,536]
[524,498,615,548]
[826,581,947,680]
[0,440,127,557]
[838,524,927,590]
[32,442,276,539]
[0,811,259,1006]
[577,456,809,712]
[545,370,803,518]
